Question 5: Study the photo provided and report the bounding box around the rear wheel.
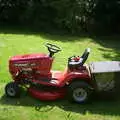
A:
[68,81,92,103]
[5,82,20,97]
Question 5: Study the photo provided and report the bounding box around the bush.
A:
[0,0,120,34]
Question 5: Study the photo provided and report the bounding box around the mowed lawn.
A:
[0,29,120,120]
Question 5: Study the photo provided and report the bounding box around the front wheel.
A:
[5,82,20,97]
[68,81,92,103]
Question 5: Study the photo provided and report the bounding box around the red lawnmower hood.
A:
[9,53,48,62]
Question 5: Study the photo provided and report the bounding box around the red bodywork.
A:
[9,53,91,100]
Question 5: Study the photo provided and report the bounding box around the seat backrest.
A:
[80,48,90,66]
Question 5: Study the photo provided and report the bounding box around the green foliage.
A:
[0,0,28,23]
[0,0,120,33]
[94,0,120,33]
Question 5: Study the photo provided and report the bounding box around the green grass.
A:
[0,29,120,120]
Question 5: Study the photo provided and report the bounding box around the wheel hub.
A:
[7,87,16,96]
[73,88,87,102]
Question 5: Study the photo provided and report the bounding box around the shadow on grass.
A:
[91,36,120,61]
[1,92,120,116]
[0,25,90,42]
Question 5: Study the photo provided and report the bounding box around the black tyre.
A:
[5,82,20,97]
[68,81,92,103]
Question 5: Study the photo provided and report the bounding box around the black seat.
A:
[68,48,90,69]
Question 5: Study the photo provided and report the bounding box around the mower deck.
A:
[28,70,68,101]
[28,87,66,100]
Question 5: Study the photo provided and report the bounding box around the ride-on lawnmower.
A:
[5,43,120,103]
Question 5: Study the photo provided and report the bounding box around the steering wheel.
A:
[45,43,61,57]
